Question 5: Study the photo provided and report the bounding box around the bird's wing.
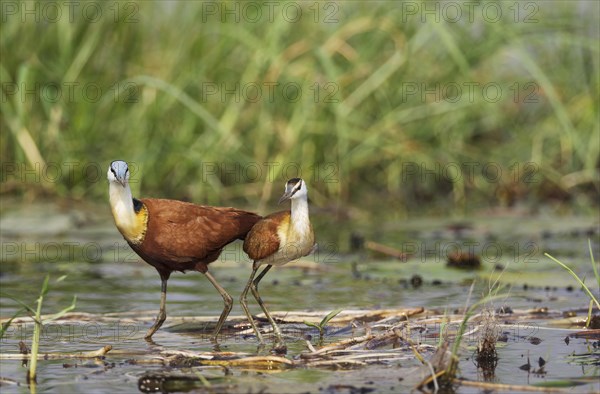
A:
[141,198,260,262]
[243,211,290,261]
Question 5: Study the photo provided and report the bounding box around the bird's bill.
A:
[278,191,293,204]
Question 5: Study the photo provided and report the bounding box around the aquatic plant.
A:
[0,275,76,385]
[303,308,343,345]
[545,239,600,327]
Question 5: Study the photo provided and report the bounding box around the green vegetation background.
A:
[1,1,598,216]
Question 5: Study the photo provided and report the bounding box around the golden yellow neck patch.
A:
[113,202,148,245]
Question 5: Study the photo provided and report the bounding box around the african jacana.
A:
[107,160,261,341]
[240,178,315,349]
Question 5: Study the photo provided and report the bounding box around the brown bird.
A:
[107,160,261,341]
[241,178,315,350]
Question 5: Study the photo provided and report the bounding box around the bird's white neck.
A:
[109,182,137,236]
[290,196,310,234]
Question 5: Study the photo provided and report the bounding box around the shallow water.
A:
[0,203,598,393]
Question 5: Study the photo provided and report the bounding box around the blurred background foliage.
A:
[1,1,598,217]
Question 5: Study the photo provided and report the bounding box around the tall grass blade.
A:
[544,252,600,309]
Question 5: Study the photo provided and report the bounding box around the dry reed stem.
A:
[0,345,112,360]
[456,379,570,392]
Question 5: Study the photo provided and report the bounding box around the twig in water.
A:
[0,345,112,360]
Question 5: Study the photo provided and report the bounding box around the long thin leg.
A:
[204,271,233,342]
[253,265,272,289]
[249,265,284,347]
[239,263,264,343]
[145,278,168,340]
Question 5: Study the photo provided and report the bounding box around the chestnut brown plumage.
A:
[240,178,315,350]
[107,160,261,341]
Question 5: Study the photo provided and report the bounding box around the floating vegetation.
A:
[2,305,599,392]
[446,251,482,270]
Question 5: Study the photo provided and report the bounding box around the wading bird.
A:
[107,160,261,341]
[240,178,315,350]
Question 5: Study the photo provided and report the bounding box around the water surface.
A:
[1,203,598,393]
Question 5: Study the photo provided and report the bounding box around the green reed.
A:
[1,1,598,214]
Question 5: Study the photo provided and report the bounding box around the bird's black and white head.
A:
[278,178,307,204]
[107,160,130,188]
